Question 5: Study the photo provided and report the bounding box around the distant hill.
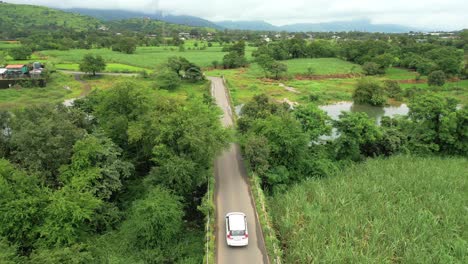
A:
[217,19,421,33]
[64,8,222,30]
[106,18,217,34]
[279,19,421,33]
[216,21,278,31]
[0,3,101,37]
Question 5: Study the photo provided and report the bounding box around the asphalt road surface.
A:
[209,77,268,264]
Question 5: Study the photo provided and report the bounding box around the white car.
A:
[225,212,249,246]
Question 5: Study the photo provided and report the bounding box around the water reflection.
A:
[319,101,409,124]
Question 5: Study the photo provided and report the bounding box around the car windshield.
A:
[231,230,245,236]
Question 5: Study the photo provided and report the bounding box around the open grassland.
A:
[207,58,468,106]
[56,63,152,73]
[39,45,255,69]
[0,41,20,50]
[283,58,362,75]
[0,73,82,110]
[207,58,361,106]
[270,155,468,263]
[0,72,209,110]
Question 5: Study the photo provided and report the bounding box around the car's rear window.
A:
[231,230,245,236]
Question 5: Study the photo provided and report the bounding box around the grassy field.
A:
[283,58,362,75]
[269,155,467,263]
[206,58,361,105]
[0,41,20,50]
[56,63,152,73]
[207,58,468,106]
[39,45,255,69]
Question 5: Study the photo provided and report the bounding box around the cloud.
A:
[6,0,468,30]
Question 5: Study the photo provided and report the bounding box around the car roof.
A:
[227,212,246,230]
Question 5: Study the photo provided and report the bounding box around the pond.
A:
[235,101,410,123]
[319,101,409,123]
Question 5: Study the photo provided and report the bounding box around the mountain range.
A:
[64,8,423,33]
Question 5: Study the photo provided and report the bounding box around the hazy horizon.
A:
[5,0,468,30]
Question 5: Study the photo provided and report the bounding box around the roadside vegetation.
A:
[0,57,230,263]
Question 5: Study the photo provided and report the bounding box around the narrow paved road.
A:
[209,77,268,264]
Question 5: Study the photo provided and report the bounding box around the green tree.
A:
[79,54,106,76]
[155,67,181,90]
[112,37,137,54]
[408,93,459,153]
[28,244,95,264]
[148,100,229,199]
[223,40,247,69]
[293,103,332,141]
[256,54,275,76]
[166,56,190,77]
[427,70,446,86]
[353,78,387,106]
[0,159,48,253]
[120,186,184,259]
[38,186,102,247]
[8,46,32,60]
[184,64,204,82]
[362,62,383,75]
[268,61,288,80]
[7,105,86,186]
[334,112,382,161]
[59,134,134,201]
[383,80,402,99]
[91,81,151,163]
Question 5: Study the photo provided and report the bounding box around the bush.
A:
[383,80,402,99]
[362,62,383,75]
[428,70,446,86]
[353,78,387,106]
[155,68,181,90]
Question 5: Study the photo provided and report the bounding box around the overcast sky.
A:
[7,0,468,30]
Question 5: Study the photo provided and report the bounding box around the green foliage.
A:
[28,244,96,264]
[223,40,248,69]
[270,156,468,263]
[362,62,383,75]
[155,67,181,90]
[408,94,466,155]
[79,54,106,76]
[428,70,446,86]
[60,134,134,200]
[120,186,184,261]
[0,159,48,253]
[112,37,137,54]
[334,112,382,161]
[6,105,86,185]
[39,185,102,247]
[148,99,229,199]
[383,80,402,99]
[268,61,288,80]
[293,103,332,141]
[8,46,33,60]
[353,78,387,106]
[0,239,22,264]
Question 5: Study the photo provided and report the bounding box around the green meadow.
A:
[39,45,255,70]
[270,155,468,263]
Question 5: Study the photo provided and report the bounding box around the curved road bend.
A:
[209,77,268,264]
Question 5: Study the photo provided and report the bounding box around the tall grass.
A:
[270,155,467,263]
